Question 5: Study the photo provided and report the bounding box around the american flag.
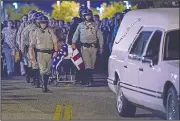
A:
[52,44,68,70]
[52,44,85,71]
[71,48,85,70]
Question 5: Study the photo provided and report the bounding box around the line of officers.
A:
[17,6,105,93]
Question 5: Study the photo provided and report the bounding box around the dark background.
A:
[2,1,113,13]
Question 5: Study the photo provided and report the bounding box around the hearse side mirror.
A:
[142,55,154,67]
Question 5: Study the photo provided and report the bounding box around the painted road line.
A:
[52,104,62,120]
[63,104,72,120]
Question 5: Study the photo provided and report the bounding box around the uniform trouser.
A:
[81,46,97,69]
[37,52,52,90]
[81,46,97,83]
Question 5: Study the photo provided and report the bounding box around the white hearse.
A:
[107,8,179,120]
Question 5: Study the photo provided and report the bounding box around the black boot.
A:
[42,74,50,92]
[24,65,28,75]
[75,69,86,85]
[26,67,31,83]
[79,69,87,85]
[32,69,36,86]
[81,69,91,86]
[33,69,40,88]
[87,69,94,87]
[28,67,34,83]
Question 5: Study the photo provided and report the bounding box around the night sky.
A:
[3,1,108,13]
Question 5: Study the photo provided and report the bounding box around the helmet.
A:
[28,10,37,17]
[38,12,44,16]
[32,12,43,21]
[78,5,88,18]
[28,10,37,16]
[81,9,93,17]
[2,20,8,25]
[28,10,37,21]
[37,12,44,18]
[38,15,49,23]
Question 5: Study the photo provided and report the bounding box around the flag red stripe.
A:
[78,62,85,70]
[73,53,81,61]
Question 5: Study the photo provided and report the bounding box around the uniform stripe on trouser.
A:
[81,46,97,69]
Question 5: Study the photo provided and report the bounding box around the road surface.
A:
[1,74,162,120]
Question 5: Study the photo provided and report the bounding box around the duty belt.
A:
[36,49,53,54]
[83,43,98,48]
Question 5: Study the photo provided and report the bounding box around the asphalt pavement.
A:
[1,74,162,120]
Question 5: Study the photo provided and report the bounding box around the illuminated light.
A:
[123,1,131,9]
[97,6,104,14]
[96,7,100,11]
[100,7,104,14]
[13,2,18,9]
[87,1,90,9]
[57,1,60,7]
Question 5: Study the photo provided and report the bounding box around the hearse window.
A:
[145,30,162,65]
[130,31,153,57]
[164,29,180,60]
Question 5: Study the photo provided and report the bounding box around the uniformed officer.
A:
[17,10,37,83]
[29,15,59,92]
[21,12,43,87]
[72,9,104,86]
[66,7,84,85]
[16,14,30,49]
